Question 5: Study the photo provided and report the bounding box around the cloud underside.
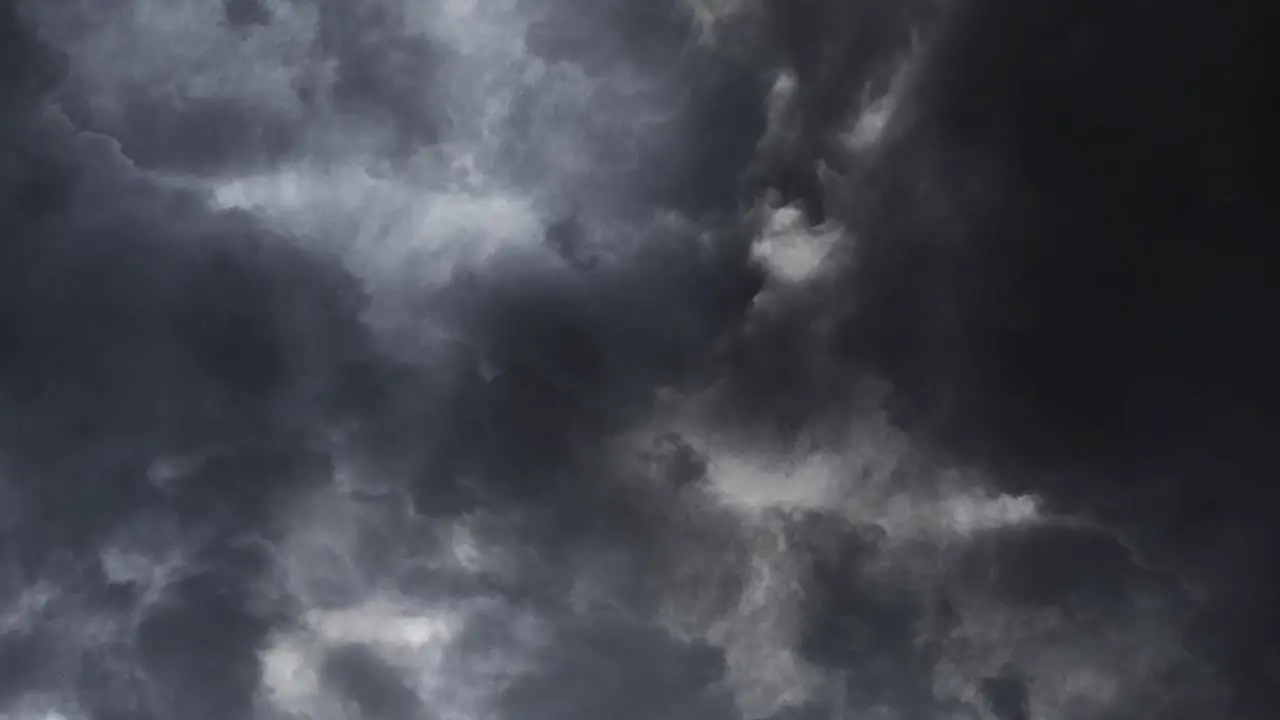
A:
[3,1,1278,719]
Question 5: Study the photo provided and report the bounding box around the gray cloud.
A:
[3,1,1277,719]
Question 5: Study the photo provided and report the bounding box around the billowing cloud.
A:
[3,1,1278,719]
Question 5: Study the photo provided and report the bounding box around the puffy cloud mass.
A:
[2,1,1278,719]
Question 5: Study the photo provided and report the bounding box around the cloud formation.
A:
[3,1,1277,719]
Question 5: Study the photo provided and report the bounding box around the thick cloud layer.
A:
[2,1,1277,719]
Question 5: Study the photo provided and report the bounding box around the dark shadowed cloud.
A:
[3,1,1278,719]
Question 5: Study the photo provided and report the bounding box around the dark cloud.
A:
[319,643,435,720]
[223,0,272,28]
[56,92,302,175]
[32,0,448,175]
[510,0,770,219]
[4,0,1279,719]
[821,1,1280,716]
[496,619,736,720]
[311,0,444,152]
[2,4,377,716]
[2,3,759,716]
[792,523,941,716]
[670,0,1279,715]
[981,668,1029,720]
[848,1,1280,468]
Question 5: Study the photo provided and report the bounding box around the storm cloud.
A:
[3,1,1278,719]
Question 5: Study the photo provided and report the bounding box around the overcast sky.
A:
[3,2,1278,719]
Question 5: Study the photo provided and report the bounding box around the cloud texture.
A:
[3,1,1278,719]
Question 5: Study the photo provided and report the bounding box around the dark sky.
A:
[2,1,1277,719]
